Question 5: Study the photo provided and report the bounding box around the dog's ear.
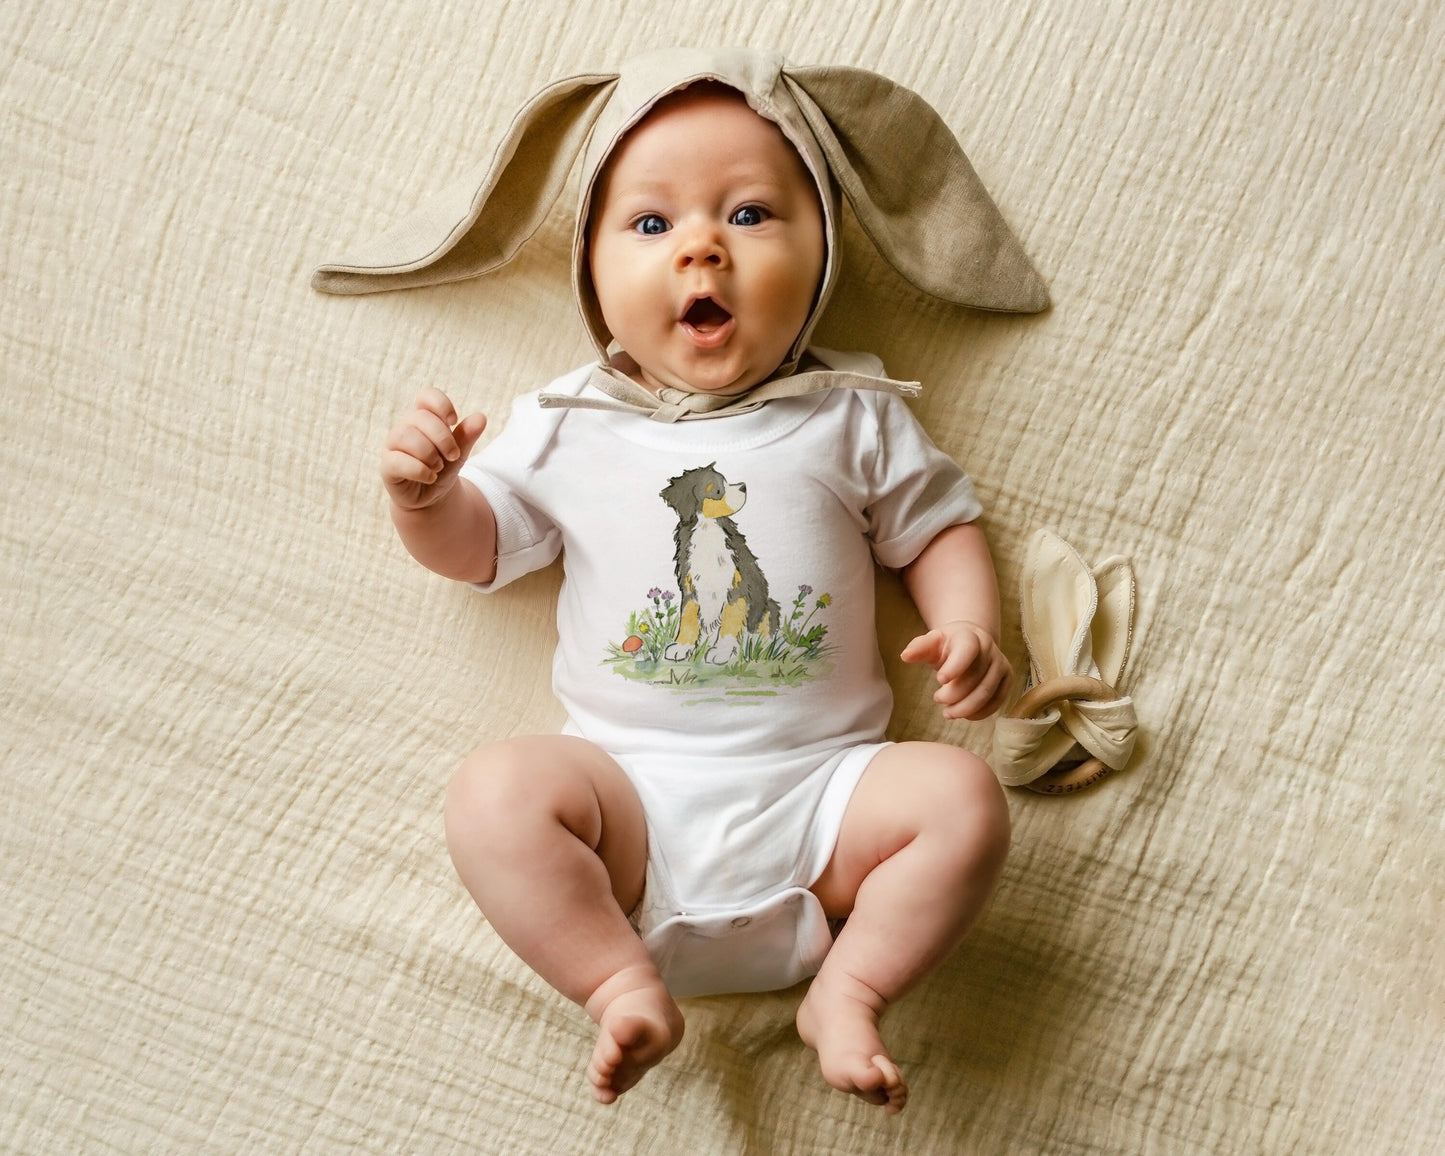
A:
[660,471,700,521]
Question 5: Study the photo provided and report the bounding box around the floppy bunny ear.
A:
[311,72,618,295]
[781,66,1050,313]
[1016,531,1137,689]
[1088,554,1136,689]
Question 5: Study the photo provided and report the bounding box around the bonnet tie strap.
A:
[538,361,921,421]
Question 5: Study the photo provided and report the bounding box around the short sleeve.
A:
[457,469,561,592]
[861,392,983,569]
[457,390,567,592]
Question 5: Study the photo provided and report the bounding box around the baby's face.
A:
[587,87,826,397]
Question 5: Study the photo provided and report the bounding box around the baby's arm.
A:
[899,521,1012,720]
[381,388,497,584]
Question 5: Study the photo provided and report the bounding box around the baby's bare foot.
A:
[796,976,909,1114]
[583,966,684,1105]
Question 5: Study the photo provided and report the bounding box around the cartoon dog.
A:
[659,464,780,665]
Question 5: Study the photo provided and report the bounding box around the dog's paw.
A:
[664,643,695,662]
[705,636,740,665]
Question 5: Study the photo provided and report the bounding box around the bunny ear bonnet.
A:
[311,46,1050,370]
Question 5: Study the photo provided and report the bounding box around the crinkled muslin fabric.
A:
[3,4,1443,1154]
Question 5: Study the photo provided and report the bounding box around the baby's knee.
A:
[921,748,1011,874]
[445,739,555,853]
[445,746,511,857]
[444,736,609,858]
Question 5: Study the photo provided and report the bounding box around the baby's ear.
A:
[782,66,1049,314]
[312,72,619,295]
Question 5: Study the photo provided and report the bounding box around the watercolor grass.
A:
[605,583,836,697]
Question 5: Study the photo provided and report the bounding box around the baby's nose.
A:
[675,224,727,268]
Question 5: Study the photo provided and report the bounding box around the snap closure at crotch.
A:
[641,887,834,999]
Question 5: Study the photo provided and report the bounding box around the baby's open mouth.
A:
[682,296,733,333]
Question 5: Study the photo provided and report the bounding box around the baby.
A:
[352,49,1047,1114]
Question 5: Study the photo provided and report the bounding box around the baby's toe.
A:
[871,1055,908,1114]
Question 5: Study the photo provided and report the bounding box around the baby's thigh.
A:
[445,734,649,910]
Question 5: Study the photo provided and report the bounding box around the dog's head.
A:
[660,463,748,522]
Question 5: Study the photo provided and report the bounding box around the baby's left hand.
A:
[901,620,1013,721]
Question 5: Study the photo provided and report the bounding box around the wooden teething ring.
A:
[1006,675,1120,795]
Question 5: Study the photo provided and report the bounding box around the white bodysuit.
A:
[460,351,982,997]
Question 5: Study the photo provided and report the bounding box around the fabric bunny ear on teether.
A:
[993,530,1139,794]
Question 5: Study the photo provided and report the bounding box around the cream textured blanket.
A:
[3,2,1442,1153]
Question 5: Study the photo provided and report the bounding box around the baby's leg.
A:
[444,734,682,1104]
[798,742,1009,1114]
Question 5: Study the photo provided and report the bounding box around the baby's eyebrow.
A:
[598,179,677,208]
[613,163,795,196]
[714,163,794,189]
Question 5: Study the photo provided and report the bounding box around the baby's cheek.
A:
[758,263,817,338]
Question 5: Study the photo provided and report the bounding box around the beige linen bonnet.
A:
[312,46,1049,374]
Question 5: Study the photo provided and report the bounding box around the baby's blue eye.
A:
[634,214,669,235]
[730,205,768,227]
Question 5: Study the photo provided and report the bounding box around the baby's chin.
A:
[634,356,789,398]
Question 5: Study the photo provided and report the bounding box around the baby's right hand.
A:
[381,388,488,511]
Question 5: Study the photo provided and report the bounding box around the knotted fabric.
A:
[994,530,1139,794]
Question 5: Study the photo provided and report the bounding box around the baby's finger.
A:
[900,630,944,667]
[934,630,984,685]
[452,412,488,460]
[387,421,451,474]
[405,407,465,464]
[380,447,440,487]
[413,387,459,427]
[944,658,1013,720]
[932,672,975,707]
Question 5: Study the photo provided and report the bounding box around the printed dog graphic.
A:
[659,464,780,664]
